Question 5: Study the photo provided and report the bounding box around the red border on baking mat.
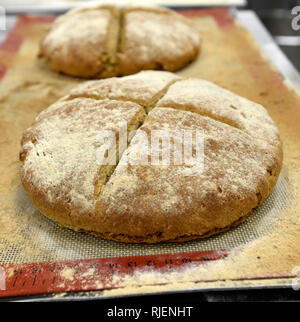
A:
[179,7,235,28]
[0,250,229,298]
[0,15,55,81]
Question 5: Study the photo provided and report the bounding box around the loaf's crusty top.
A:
[20,98,146,212]
[20,71,283,243]
[39,4,201,78]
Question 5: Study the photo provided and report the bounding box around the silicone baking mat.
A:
[0,8,299,298]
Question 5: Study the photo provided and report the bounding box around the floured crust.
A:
[95,108,282,242]
[39,6,118,78]
[156,78,281,146]
[116,7,201,76]
[20,98,146,213]
[66,70,180,110]
[39,5,201,78]
[20,71,283,243]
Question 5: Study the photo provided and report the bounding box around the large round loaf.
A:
[20,71,283,243]
[39,5,201,78]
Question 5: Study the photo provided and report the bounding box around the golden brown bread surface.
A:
[20,71,283,243]
[39,4,201,78]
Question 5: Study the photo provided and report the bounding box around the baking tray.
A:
[0,8,299,301]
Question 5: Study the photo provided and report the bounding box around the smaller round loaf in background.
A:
[39,4,201,78]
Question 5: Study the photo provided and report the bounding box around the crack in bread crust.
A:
[54,75,182,193]
[65,77,182,113]
[94,110,146,198]
[96,6,121,78]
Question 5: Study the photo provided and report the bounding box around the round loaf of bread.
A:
[39,4,201,78]
[20,71,283,243]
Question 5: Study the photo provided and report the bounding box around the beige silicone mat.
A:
[0,9,299,285]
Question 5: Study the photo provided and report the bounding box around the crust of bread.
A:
[21,171,280,243]
[20,157,281,243]
[20,71,283,243]
[116,6,200,76]
[39,6,117,78]
[39,5,201,78]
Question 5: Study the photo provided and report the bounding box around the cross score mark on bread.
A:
[20,71,282,243]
